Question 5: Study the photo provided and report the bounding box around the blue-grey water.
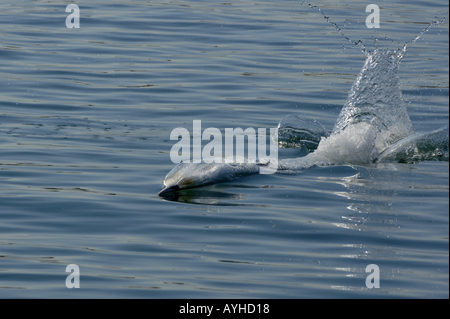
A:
[0,0,448,298]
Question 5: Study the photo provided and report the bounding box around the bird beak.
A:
[158,184,180,196]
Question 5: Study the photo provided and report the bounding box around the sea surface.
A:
[0,0,448,298]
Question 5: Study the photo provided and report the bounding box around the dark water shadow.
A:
[158,183,271,206]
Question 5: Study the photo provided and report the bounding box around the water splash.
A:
[159,9,448,195]
[277,8,447,169]
[332,49,413,147]
[278,47,448,169]
[398,16,446,60]
[277,114,328,150]
[376,125,449,163]
[301,2,367,55]
[301,2,446,59]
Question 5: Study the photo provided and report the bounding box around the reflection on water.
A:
[318,163,449,294]
[159,183,263,206]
